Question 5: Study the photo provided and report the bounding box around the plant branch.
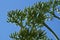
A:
[52,1,60,20]
[53,13,60,20]
[43,22,59,40]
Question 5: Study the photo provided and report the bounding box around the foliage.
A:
[7,0,60,40]
[9,28,50,40]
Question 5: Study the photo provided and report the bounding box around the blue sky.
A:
[0,0,60,40]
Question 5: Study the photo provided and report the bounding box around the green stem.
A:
[52,0,60,20]
[53,13,60,20]
[43,22,59,40]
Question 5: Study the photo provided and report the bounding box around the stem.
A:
[43,22,59,40]
[52,0,60,20]
[53,13,60,20]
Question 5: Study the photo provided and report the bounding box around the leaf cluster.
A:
[7,0,60,40]
[10,28,50,40]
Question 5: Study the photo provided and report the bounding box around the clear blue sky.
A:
[0,0,60,40]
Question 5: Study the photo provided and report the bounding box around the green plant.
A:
[7,0,60,40]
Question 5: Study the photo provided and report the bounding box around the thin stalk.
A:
[53,13,60,20]
[52,0,60,20]
[43,22,59,40]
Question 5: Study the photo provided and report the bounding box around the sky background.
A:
[0,0,60,40]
